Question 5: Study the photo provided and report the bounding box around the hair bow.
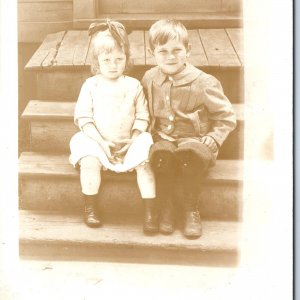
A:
[88,18,128,48]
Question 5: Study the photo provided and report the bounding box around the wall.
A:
[18,0,73,43]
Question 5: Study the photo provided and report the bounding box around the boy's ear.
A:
[186,44,192,58]
[147,47,154,56]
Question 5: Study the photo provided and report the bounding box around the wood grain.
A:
[24,31,66,69]
[226,28,244,64]
[199,29,241,67]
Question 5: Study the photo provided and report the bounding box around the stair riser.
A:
[35,67,244,104]
[19,177,242,221]
[28,119,243,159]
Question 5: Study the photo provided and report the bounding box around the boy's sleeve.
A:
[74,80,95,130]
[203,80,237,146]
[132,83,150,133]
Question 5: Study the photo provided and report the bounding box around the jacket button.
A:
[167,124,173,130]
[169,115,174,121]
[165,96,170,101]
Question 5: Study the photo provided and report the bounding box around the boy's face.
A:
[97,47,126,80]
[152,39,190,75]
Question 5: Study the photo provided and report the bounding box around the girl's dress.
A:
[69,75,153,172]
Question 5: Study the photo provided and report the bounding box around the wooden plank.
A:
[18,0,71,2]
[96,0,222,13]
[36,70,91,101]
[73,31,91,66]
[55,31,91,67]
[187,30,208,66]
[22,100,75,120]
[226,28,244,65]
[30,120,76,152]
[74,13,243,30]
[221,0,242,12]
[22,100,243,121]
[19,152,243,182]
[24,31,66,69]
[85,37,94,66]
[20,210,239,252]
[18,21,72,43]
[73,0,96,19]
[128,31,145,65]
[18,2,72,22]
[199,29,241,67]
[144,31,156,66]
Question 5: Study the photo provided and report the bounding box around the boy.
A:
[141,19,236,239]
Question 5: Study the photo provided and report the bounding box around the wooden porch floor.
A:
[25,28,243,70]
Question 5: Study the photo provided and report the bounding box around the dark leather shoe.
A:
[84,196,101,228]
[143,200,159,234]
[183,210,202,239]
[159,199,174,234]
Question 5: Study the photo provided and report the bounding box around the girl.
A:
[69,20,158,233]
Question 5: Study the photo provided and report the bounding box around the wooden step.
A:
[22,100,244,159]
[18,152,243,221]
[25,28,244,103]
[19,210,240,266]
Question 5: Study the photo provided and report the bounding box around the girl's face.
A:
[152,38,190,75]
[97,47,126,80]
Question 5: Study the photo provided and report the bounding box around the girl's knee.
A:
[80,156,102,171]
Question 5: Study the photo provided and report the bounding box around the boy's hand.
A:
[201,136,218,152]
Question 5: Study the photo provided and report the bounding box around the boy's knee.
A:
[149,141,177,175]
[175,145,211,177]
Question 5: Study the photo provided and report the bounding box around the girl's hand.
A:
[201,135,218,153]
[113,138,132,156]
[99,140,115,160]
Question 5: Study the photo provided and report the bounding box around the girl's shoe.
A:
[83,194,102,228]
[143,199,159,234]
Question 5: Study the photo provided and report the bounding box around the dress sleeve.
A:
[132,83,150,133]
[203,79,237,146]
[74,80,95,130]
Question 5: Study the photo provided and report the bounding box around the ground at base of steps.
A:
[3,259,239,300]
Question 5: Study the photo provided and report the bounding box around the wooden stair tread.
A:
[22,100,244,121]
[25,28,244,70]
[18,152,243,183]
[20,210,240,265]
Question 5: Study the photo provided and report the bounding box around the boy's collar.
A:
[154,63,201,86]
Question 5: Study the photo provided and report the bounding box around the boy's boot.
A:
[159,193,175,234]
[183,193,202,239]
[150,140,177,234]
[157,176,176,234]
[175,149,206,239]
[83,194,101,228]
[143,199,159,234]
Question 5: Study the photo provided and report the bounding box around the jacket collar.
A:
[153,63,201,86]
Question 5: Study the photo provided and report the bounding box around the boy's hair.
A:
[148,19,189,51]
[89,20,132,75]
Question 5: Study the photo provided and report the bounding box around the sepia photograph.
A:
[0,0,293,298]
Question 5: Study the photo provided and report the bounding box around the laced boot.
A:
[83,194,102,228]
[143,199,159,234]
[183,195,202,239]
[159,194,175,234]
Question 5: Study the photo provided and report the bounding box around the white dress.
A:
[69,75,153,172]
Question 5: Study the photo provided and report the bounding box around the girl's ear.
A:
[186,44,192,58]
[147,47,154,56]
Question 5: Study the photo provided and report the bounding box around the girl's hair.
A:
[148,19,189,51]
[89,20,131,75]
